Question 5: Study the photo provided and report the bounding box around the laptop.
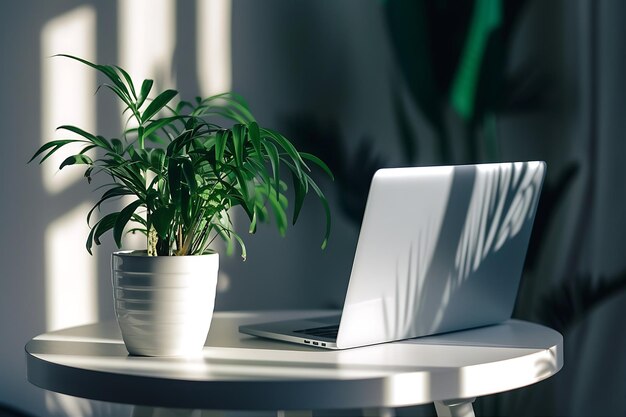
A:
[239,161,546,349]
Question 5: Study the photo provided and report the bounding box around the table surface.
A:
[26,311,563,411]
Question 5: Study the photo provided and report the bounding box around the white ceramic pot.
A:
[111,250,219,356]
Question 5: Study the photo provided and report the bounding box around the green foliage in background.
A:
[31,55,332,258]
[385,0,536,162]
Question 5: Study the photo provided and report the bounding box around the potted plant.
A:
[31,55,333,356]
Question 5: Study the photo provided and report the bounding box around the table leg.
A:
[433,399,476,417]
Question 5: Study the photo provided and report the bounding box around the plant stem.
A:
[177,225,184,255]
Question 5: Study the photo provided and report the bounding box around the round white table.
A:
[26,311,563,417]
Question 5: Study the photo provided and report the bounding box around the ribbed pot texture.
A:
[111,250,219,356]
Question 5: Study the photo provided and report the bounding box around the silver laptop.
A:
[240,161,546,349]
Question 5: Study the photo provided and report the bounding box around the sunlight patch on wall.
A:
[118,0,176,98]
[40,6,96,195]
[46,392,132,417]
[197,0,233,96]
[45,203,98,331]
[45,392,93,417]
[197,0,234,260]
[118,0,176,249]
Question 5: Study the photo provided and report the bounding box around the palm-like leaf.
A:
[31,55,333,257]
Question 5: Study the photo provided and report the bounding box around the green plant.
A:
[31,55,332,258]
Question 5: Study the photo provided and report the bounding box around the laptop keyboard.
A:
[294,324,339,340]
